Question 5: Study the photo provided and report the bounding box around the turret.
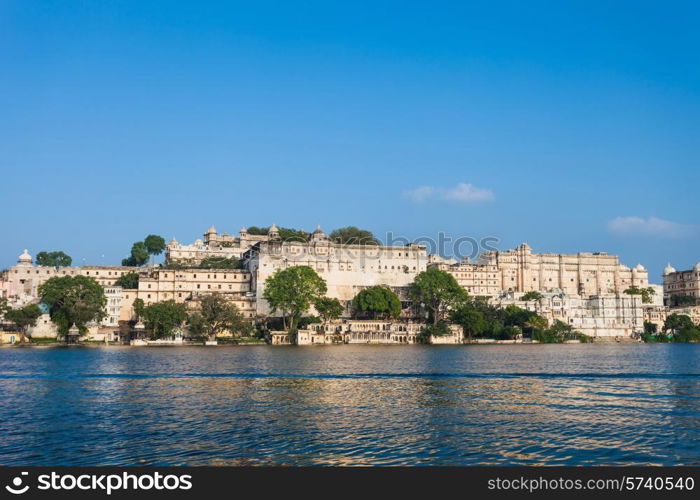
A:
[311,225,329,242]
[17,249,32,266]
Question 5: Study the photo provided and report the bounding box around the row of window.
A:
[145,283,249,291]
[166,273,247,280]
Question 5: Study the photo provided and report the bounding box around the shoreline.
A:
[3,341,698,348]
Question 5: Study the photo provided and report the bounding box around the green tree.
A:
[314,297,345,323]
[38,276,107,339]
[187,293,250,341]
[278,227,309,242]
[246,226,268,235]
[247,226,309,242]
[142,300,187,339]
[144,234,166,263]
[624,286,656,304]
[643,321,658,335]
[198,256,242,269]
[409,268,468,324]
[533,320,584,343]
[499,325,522,340]
[418,321,452,343]
[35,251,73,267]
[521,291,544,302]
[673,327,700,343]
[669,294,696,307]
[262,266,327,338]
[548,320,578,341]
[0,297,8,317]
[132,298,145,321]
[352,286,402,319]
[4,304,43,343]
[122,241,149,266]
[329,226,379,245]
[115,271,139,289]
[664,313,694,334]
[524,314,549,338]
[503,305,538,330]
[449,303,486,341]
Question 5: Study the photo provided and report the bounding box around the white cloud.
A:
[404,182,494,203]
[607,216,696,238]
[403,185,435,203]
[443,183,494,202]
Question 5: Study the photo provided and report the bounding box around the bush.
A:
[674,328,700,343]
[418,321,451,343]
[532,329,558,343]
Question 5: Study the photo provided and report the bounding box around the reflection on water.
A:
[0,345,698,465]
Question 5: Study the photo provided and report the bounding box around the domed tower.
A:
[311,225,329,242]
[663,263,676,276]
[632,264,647,286]
[268,223,281,240]
[204,225,217,245]
[17,249,32,267]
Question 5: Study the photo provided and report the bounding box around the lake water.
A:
[0,344,698,466]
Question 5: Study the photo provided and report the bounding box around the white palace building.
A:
[0,224,665,341]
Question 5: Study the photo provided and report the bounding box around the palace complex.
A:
[0,223,694,343]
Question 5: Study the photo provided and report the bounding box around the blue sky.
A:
[1,1,698,282]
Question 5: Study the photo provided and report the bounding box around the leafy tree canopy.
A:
[39,275,107,338]
[188,293,251,341]
[664,313,694,333]
[532,320,587,343]
[142,300,187,339]
[115,271,139,289]
[122,241,149,267]
[624,286,656,304]
[418,321,452,343]
[643,321,658,335]
[197,256,243,269]
[409,267,468,324]
[263,266,327,334]
[669,294,696,307]
[521,291,544,302]
[133,298,145,321]
[449,303,487,341]
[247,226,309,242]
[144,235,166,256]
[4,303,43,342]
[36,251,72,267]
[314,297,345,323]
[329,226,379,245]
[246,226,269,235]
[352,286,401,319]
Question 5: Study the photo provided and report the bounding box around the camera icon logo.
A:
[5,472,29,495]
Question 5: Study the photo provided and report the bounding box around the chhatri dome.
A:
[663,263,676,275]
[311,225,329,241]
[17,249,32,266]
[206,225,217,234]
[694,262,700,272]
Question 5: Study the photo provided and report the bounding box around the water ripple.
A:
[0,344,699,466]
